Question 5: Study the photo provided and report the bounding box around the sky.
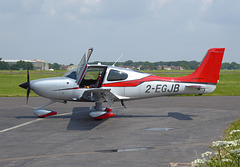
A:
[0,0,240,65]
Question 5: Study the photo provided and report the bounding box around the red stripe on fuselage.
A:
[101,75,216,88]
[71,87,80,89]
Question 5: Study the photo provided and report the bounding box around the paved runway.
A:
[0,96,240,167]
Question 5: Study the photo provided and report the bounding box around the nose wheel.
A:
[33,100,66,118]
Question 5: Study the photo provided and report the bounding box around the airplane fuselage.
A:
[30,65,216,102]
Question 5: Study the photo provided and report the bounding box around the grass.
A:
[225,118,240,139]
[0,70,66,97]
[0,70,240,97]
[193,117,240,166]
[212,73,240,96]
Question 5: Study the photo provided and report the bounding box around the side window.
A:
[107,69,128,81]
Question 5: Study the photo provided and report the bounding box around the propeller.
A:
[19,66,31,104]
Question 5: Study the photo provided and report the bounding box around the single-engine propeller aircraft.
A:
[19,48,225,120]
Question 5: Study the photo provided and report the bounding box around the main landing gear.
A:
[33,100,114,120]
[89,101,115,120]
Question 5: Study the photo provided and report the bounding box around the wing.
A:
[82,88,119,106]
[76,48,93,85]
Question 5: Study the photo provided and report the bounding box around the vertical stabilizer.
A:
[177,48,225,84]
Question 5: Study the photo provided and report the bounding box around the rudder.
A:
[178,48,225,84]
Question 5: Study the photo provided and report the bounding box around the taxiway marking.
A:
[0,112,72,133]
[0,119,42,133]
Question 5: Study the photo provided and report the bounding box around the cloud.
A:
[36,0,102,25]
[82,0,101,5]
[150,0,171,8]
[200,0,240,26]
[187,21,196,31]
[35,0,101,17]
[201,0,213,12]
[149,0,172,18]
[0,0,240,63]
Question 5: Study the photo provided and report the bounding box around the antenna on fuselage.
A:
[112,54,123,67]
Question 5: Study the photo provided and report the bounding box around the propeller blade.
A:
[27,66,29,83]
[27,88,30,104]
[19,65,31,104]
[26,65,30,104]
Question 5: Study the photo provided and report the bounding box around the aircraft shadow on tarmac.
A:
[16,107,196,131]
[66,107,106,131]
[115,112,195,120]
[65,107,197,130]
[66,108,196,131]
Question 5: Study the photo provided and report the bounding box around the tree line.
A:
[90,60,240,70]
[0,59,34,70]
[1,58,240,70]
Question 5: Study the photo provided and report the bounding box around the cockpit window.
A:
[107,69,128,81]
[63,69,77,79]
[80,66,106,88]
[84,67,105,80]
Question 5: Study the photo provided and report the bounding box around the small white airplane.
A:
[19,48,225,120]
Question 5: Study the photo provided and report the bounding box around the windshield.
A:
[63,68,77,79]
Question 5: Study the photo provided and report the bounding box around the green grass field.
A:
[0,70,66,97]
[0,70,240,97]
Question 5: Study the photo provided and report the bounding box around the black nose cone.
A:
[19,82,30,89]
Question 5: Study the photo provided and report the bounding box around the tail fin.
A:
[179,48,225,84]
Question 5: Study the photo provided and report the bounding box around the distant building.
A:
[161,65,185,70]
[118,65,135,70]
[67,65,78,71]
[3,59,49,70]
[162,65,171,70]
[170,66,185,70]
